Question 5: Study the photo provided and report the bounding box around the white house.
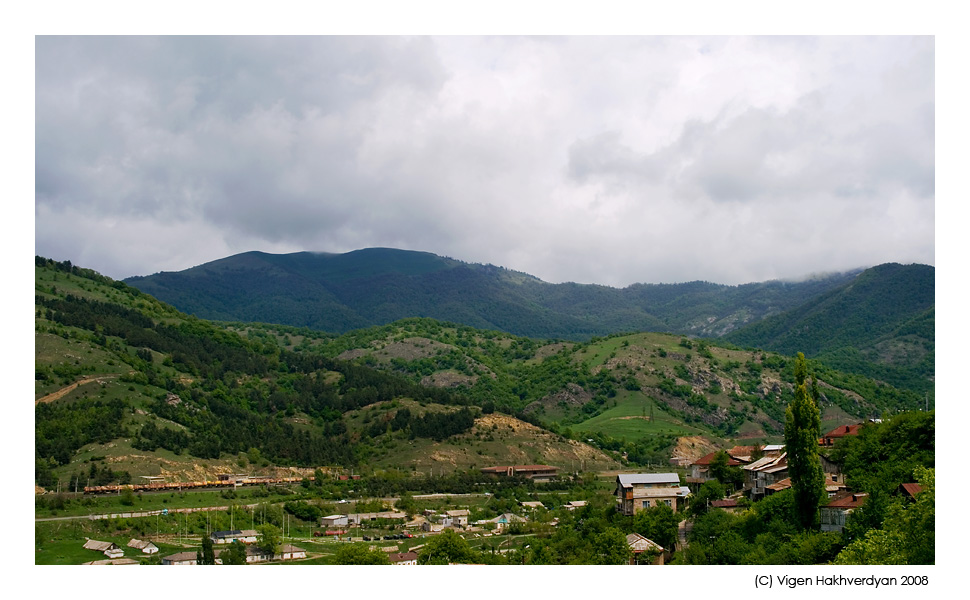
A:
[320,514,349,527]
[443,510,470,527]
[161,551,198,565]
[210,529,258,545]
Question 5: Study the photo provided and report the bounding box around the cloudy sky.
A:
[35,35,934,287]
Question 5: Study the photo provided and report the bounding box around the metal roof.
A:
[616,473,681,487]
[626,532,664,552]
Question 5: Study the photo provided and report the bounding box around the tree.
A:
[221,540,247,565]
[418,529,474,564]
[835,467,934,565]
[784,353,825,530]
[592,527,633,565]
[332,544,390,565]
[690,480,726,517]
[256,523,282,556]
[197,537,216,565]
[632,504,679,551]
[709,451,744,489]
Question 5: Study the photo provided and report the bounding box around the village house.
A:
[127,538,159,554]
[480,465,559,482]
[821,492,868,533]
[764,476,845,499]
[443,509,470,528]
[243,544,307,563]
[710,498,743,513]
[819,453,845,484]
[899,482,923,501]
[615,473,690,515]
[278,544,307,561]
[563,500,587,511]
[689,451,746,484]
[161,551,199,565]
[519,501,545,510]
[320,514,349,527]
[422,521,445,533]
[83,539,124,559]
[210,529,258,545]
[346,511,407,525]
[626,532,665,565]
[389,551,419,565]
[820,424,864,447]
[743,453,788,499]
[83,558,140,565]
[761,444,785,457]
[475,512,528,532]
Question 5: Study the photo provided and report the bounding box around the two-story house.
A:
[743,453,788,499]
[615,473,690,515]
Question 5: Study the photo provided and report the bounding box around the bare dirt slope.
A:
[35,376,116,405]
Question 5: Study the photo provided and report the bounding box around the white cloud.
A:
[35,35,934,286]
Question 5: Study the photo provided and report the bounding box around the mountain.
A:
[724,263,935,394]
[124,248,865,340]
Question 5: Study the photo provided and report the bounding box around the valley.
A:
[34,255,934,566]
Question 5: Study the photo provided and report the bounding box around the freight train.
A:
[83,475,309,495]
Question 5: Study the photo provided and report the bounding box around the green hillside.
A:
[725,263,934,394]
[235,319,925,466]
[34,257,622,490]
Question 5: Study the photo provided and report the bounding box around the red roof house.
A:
[820,424,864,447]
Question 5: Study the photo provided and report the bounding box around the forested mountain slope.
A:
[125,248,865,340]
[725,263,934,394]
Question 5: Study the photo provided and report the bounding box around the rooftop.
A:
[826,492,868,509]
[616,473,681,487]
[692,451,744,466]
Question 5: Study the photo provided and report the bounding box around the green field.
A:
[570,390,707,440]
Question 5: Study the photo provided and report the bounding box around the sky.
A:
[34,34,934,287]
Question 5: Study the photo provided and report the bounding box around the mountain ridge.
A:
[126,247,894,340]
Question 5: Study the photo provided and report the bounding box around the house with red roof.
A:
[820,424,864,447]
[821,492,868,532]
[689,451,746,483]
[899,483,923,501]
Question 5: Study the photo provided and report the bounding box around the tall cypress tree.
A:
[784,352,825,529]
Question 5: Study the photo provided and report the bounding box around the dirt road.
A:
[35,376,116,405]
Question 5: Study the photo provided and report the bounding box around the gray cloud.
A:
[35,35,934,286]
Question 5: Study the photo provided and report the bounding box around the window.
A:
[642,500,650,508]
